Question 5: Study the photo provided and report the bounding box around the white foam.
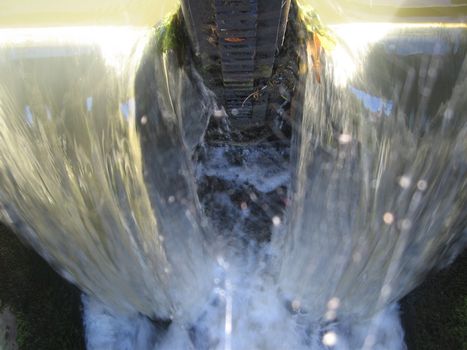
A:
[197,146,290,193]
[83,296,159,350]
[84,265,407,350]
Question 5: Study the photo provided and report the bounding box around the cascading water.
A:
[0,27,215,323]
[274,23,467,349]
[0,6,466,350]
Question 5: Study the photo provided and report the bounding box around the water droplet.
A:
[140,115,148,125]
[327,297,340,310]
[338,133,352,144]
[213,107,227,118]
[400,219,412,231]
[417,180,428,191]
[240,202,248,210]
[398,176,411,189]
[325,310,336,321]
[272,216,281,226]
[168,196,175,204]
[231,108,239,116]
[322,331,337,346]
[291,299,301,312]
[217,256,229,269]
[383,212,394,225]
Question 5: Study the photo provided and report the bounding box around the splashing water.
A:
[0,20,466,350]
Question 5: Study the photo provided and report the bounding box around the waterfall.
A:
[0,21,465,350]
[274,23,467,349]
[0,27,215,323]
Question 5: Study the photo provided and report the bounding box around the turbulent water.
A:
[0,23,466,350]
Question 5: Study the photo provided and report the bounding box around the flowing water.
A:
[0,20,466,350]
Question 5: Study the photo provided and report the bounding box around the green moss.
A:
[401,251,467,350]
[455,296,467,349]
[0,223,84,350]
[154,10,189,65]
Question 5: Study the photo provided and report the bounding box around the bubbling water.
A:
[0,21,466,350]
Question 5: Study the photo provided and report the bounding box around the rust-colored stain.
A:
[308,32,322,84]
[224,37,246,43]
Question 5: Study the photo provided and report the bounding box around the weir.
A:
[0,1,466,349]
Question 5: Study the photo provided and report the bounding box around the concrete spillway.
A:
[0,5,466,350]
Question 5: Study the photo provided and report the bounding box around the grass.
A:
[401,250,467,350]
[0,222,85,350]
